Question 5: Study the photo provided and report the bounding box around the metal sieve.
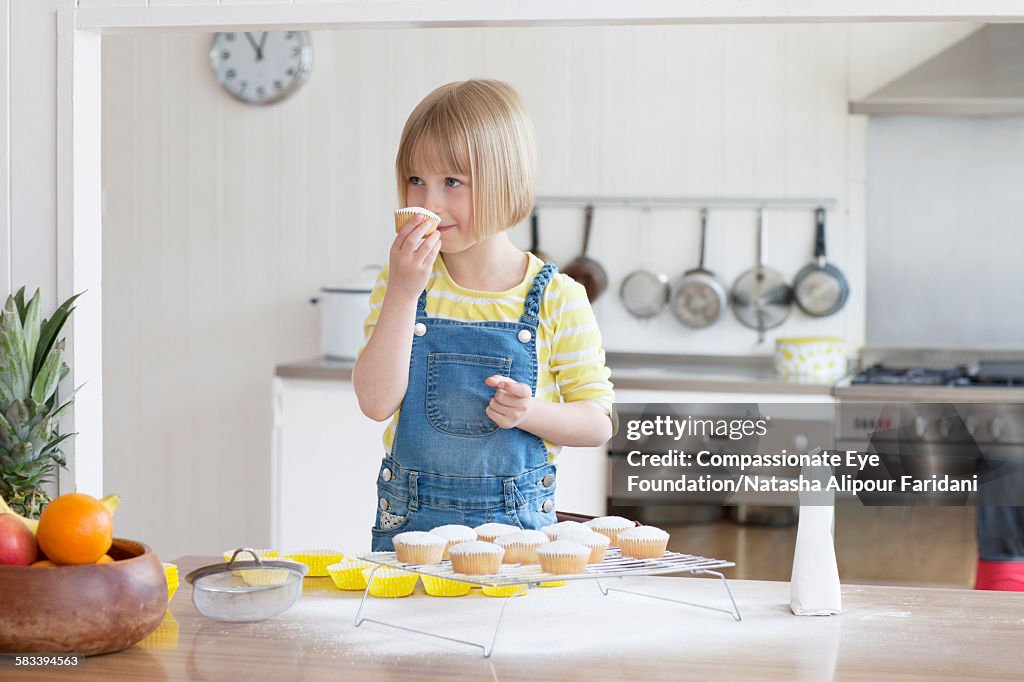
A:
[185,548,308,622]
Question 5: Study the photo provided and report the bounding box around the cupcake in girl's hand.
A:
[429,524,477,560]
[540,520,588,541]
[536,541,591,575]
[557,528,610,564]
[394,207,441,235]
[448,541,505,575]
[494,529,549,564]
[583,515,636,545]
[617,526,670,559]
[392,531,446,564]
[474,522,520,543]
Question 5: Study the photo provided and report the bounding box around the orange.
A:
[96,555,115,564]
[31,559,58,567]
[36,493,114,566]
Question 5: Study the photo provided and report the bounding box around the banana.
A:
[0,492,121,536]
[0,494,40,533]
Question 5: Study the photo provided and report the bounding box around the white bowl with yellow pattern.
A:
[773,338,847,381]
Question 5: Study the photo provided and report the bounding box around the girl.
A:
[353,79,614,551]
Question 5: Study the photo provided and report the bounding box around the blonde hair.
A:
[396,79,537,239]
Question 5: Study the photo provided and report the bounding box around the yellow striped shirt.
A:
[360,253,614,461]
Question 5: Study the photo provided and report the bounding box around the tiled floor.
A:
[661,501,978,588]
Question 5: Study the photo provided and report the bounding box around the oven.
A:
[834,355,1024,506]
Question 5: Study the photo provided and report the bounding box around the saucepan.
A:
[670,208,728,328]
[731,209,793,343]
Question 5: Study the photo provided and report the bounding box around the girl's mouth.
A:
[437,224,456,232]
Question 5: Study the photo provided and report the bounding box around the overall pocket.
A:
[370,487,414,537]
[426,353,512,437]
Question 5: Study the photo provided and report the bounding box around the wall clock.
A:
[210,31,313,105]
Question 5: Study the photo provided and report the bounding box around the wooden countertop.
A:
[24,554,1022,681]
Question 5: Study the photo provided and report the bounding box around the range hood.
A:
[850,25,1024,116]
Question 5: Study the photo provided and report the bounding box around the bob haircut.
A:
[395,79,537,239]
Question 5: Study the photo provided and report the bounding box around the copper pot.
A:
[562,204,608,302]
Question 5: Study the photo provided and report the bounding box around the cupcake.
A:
[392,531,446,564]
[536,541,591,575]
[394,207,441,234]
[557,529,610,564]
[540,520,588,540]
[429,524,477,560]
[494,530,549,564]
[474,522,520,543]
[448,541,505,575]
[583,515,636,545]
[617,526,670,559]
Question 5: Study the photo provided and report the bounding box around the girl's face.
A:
[404,162,475,254]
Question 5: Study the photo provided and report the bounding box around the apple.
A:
[0,513,38,566]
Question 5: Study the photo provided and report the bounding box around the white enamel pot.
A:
[311,265,382,360]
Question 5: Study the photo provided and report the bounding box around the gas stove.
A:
[851,361,1024,388]
[837,351,1024,452]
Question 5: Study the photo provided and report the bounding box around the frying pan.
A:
[562,204,608,302]
[793,207,849,317]
[528,209,554,264]
[731,209,793,343]
[670,208,727,328]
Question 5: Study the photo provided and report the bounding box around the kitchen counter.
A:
[276,352,841,396]
[37,554,1023,681]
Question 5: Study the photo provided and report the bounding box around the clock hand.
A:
[244,32,261,58]
[256,32,268,61]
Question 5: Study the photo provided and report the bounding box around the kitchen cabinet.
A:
[272,374,607,552]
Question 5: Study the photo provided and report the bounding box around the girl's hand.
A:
[484,375,534,429]
[387,214,442,301]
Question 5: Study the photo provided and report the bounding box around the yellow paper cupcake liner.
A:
[481,584,528,597]
[138,609,178,651]
[362,567,418,598]
[539,581,566,588]
[422,575,472,597]
[162,563,179,602]
[327,560,372,590]
[222,548,279,562]
[239,569,293,586]
[282,550,345,577]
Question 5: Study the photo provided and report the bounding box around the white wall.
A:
[865,117,1024,349]
[101,23,975,559]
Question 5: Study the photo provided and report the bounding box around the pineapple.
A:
[0,287,79,518]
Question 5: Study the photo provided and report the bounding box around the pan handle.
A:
[698,208,709,270]
[530,208,540,252]
[756,208,765,268]
[814,207,828,266]
[582,204,595,255]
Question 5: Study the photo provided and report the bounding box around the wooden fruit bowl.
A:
[0,538,168,656]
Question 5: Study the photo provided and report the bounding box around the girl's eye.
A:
[445,178,464,188]
[408,176,423,185]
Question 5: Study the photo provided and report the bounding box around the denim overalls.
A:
[370,263,560,551]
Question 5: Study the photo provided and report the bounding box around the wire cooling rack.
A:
[355,548,741,657]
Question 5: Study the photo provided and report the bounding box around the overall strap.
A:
[520,262,558,325]
[416,290,428,314]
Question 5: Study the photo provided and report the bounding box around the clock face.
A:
[210,31,313,105]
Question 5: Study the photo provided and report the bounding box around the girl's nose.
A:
[423,186,445,215]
